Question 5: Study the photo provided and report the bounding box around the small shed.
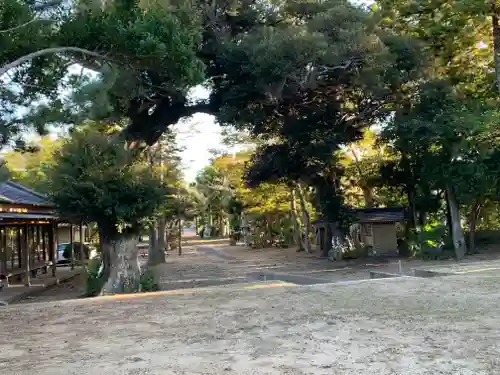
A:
[351,207,406,255]
[312,207,406,257]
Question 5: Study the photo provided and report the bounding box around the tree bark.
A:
[101,235,141,295]
[406,184,418,231]
[147,224,159,265]
[492,0,500,95]
[361,187,375,208]
[467,200,482,254]
[349,146,375,207]
[0,47,114,77]
[295,182,312,253]
[445,186,467,260]
[289,187,304,250]
[153,216,166,264]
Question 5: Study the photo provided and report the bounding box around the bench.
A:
[0,261,53,286]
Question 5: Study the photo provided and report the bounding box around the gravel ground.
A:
[2,272,500,375]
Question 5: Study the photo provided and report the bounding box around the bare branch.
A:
[0,18,47,34]
[0,47,115,77]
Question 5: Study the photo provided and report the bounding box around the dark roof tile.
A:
[352,207,406,223]
[0,181,52,207]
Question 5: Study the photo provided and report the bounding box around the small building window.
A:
[364,224,373,237]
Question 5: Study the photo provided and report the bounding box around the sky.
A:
[172,85,242,182]
[173,112,230,182]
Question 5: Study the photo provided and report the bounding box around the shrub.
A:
[140,269,159,292]
[408,223,447,260]
[85,258,106,297]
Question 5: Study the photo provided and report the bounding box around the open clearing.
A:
[2,271,500,375]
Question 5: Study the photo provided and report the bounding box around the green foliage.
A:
[1,0,204,146]
[85,258,105,297]
[0,162,11,182]
[408,223,447,260]
[139,269,159,292]
[46,128,170,236]
[3,136,63,193]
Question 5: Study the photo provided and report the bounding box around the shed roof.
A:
[352,207,406,224]
[0,181,52,207]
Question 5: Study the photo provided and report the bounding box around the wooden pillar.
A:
[49,222,57,277]
[0,228,8,287]
[16,227,22,271]
[79,222,85,262]
[36,226,41,262]
[70,224,74,270]
[23,225,30,286]
[42,225,48,274]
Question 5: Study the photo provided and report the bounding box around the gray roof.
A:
[352,208,406,223]
[0,212,56,220]
[0,181,52,207]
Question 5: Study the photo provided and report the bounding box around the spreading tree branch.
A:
[0,47,114,77]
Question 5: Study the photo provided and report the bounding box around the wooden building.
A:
[351,207,406,256]
[313,207,407,258]
[0,181,58,287]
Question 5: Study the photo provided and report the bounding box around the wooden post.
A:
[42,225,48,273]
[16,228,22,271]
[79,222,85,264]
[23,225,30,287]
[178,219,182,256]
[0,228,8,287]
[36,225,42,264]
[70,224,74,270]
[50,222,57,277]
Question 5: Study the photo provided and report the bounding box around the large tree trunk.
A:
[101,234,141,295]
[446,186,467,260]
[492,0,500,95]
[467,200,482,254]
[289,187,304,251]
[295,182,312,253]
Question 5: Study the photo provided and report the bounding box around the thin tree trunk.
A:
[406,185,418,231]
[295,182,312,253]
[148,224,158,265]
[289,187,304,251]
[361,187,375,208]
[101,235,141,294]
[154,216,166,264]
[418,211,427,227]
[350,146,375,207]
[446,186,467,260]
[467,200,482,254]
[492,0,500,95]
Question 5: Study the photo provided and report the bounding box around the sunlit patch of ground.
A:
[2,273,500,374]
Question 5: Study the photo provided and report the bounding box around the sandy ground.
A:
[155,240,500,290]
[2,272,500,375]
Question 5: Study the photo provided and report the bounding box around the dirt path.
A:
[2,272,500,374]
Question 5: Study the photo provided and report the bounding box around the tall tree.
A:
[46,128,169,293]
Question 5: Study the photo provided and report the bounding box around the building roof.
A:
[0,212,56,220]
[352,207,406,224]
[0,181,52,207]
